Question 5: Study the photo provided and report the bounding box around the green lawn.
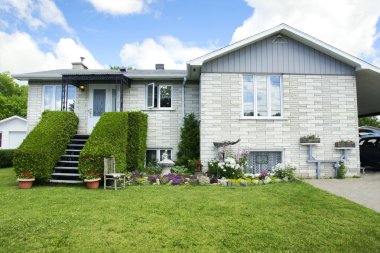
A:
[1,168,379,253]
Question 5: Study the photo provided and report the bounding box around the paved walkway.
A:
[305,171,380,212]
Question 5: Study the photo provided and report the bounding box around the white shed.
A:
[0,116,27,149]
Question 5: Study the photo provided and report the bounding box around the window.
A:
[243,75,282,117]
[43,85,76,111]
[146,149,172,164]
[146,83,172,109]
[246,151,282,174]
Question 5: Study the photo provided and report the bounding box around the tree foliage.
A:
[177,113,200,167]
[359,116,380,128]
[0,72,28,120]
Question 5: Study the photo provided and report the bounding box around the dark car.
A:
[360,135,380,168]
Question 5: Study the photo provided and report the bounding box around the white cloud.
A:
[232,0,380,60]
[1,0,72,32]
[0,31,104,74]
[120,36,214,69]
[86,0,156,15]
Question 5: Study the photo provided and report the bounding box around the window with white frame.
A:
[146,83,172,109]
[146,149,172,164]
[243,75,282,117]
[43,85,76,111]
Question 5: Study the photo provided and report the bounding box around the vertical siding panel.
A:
[294,41,300,73]
[222,56,228,72]
[283,41,289,73]
[257,40,262,73]
[299,43,305,74]
[251,44,257,72]
[229,52,234,73]
[315,50,321,74]
[272,38,278,72]
[246,45,251,72]
[240,48,246,72]
[267,38,273,73]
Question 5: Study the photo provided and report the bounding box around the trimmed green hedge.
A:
[78,112,129,178]
[0,149,15,168]
[126,111,148,170]
[13,111,78,182]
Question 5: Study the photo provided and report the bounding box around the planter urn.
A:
[84,178,100,189]
[17,178,35,189]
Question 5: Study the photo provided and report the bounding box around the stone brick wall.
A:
[123,80,199,161]
[200,73,360,178]
[75,87,88,134]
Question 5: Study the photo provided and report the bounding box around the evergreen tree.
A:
[177,113,200,167]
[359,116,380,128]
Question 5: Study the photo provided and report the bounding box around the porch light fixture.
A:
[79,84,85,91]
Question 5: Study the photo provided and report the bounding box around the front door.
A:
[88,85,118,133]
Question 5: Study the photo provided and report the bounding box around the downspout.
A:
[182,76,187,119]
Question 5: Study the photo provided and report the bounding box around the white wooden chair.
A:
[103,157,126,190]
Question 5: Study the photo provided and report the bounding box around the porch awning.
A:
[356,69,380,117]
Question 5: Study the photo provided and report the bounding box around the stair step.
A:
[50,179,83,184]
[55,166,78,170]
[58,160,78,164]
[52,173,80,177]
[68,144,85,147]
[61,154,79,158]
[71,139,87,142]
[65,149,81,152]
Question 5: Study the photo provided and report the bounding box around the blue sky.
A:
[0,0,379,73]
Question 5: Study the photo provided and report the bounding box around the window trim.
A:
[241,74,283,119]
[145,83,173,110]
[246,149,285,173]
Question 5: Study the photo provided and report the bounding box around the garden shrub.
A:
[273,164,296,179]
[337,161,346,179]
[0,149,15,168]
[177,113,200,169]
[126,111,148,170]
[78,112,129,178]
[13,111,78,182]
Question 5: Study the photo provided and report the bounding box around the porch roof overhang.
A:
[356,69,380,117]
[62,73,130,87]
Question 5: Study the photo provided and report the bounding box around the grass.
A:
[1,168,379,252]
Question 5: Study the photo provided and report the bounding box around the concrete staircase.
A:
[49,135,89,184]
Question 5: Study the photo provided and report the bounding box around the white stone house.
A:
[0,116,27,149]
[14,24,380,177]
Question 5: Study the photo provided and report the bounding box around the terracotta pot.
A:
[17,178,35,189]
[84,178,100,189]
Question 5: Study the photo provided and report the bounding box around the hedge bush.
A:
[13,111,78,182]
[126,111,148,170]
[78,112,129,178]
[0,149,15,168]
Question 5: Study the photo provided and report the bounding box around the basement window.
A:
[146,83,172,109]
[146,149,172,164]
[246,151,282,174]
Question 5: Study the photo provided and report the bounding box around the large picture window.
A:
[43,85,76,111]
[146,83,172,109]
[243,75,282,117]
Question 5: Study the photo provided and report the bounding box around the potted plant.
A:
[16,169,35,189]
[335,140,355,148]
[83,171,101,189]
[300,134,320,144]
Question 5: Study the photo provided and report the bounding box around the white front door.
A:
[88,85,118,133]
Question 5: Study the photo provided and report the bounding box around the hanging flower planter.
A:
[300,135,320,144]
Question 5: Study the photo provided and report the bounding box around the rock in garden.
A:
[240,180,247,186]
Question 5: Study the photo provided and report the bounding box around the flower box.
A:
[300,137,320,144]
[335,141,355,148]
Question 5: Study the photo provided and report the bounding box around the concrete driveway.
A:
[305,169,380,212]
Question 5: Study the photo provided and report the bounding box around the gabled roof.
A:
[187,23,380,74]
[0,115,27,125]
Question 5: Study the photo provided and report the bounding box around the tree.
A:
[177,113,200,167]
[109,65,135,70]
[0,72,28,120]
[359,116,380,128]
